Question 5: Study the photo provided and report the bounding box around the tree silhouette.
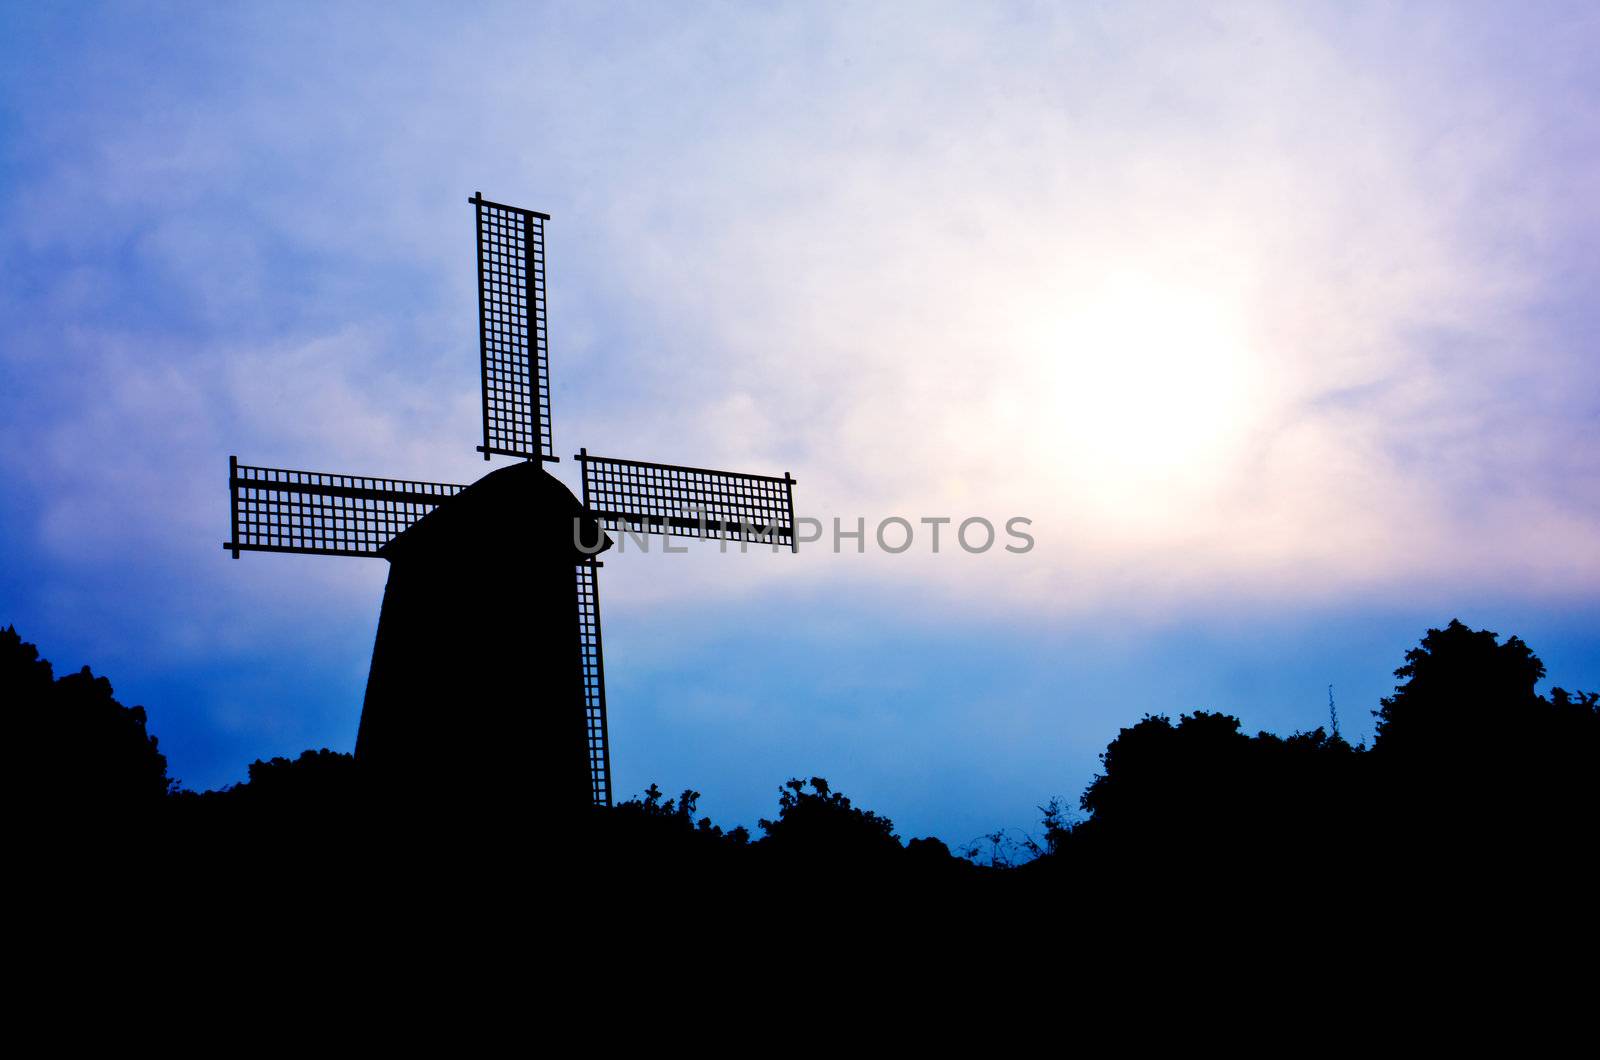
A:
[757,777,901,863]
[1059,709,1364,884]
[609,781,751,847]
[4,618,1595,911]
[4,625,172,817]
[1373,618,1546,758]
[1080,710,1254,834]
[1364,619,1599,862]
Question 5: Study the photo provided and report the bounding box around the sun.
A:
[1019,271,1263,507]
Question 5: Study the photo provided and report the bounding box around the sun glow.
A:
[1011,272,1264,510]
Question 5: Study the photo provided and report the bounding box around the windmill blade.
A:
[470,192,554,463]
[224,456,465,558]
[575,450,798,552]
[576,560,612,807]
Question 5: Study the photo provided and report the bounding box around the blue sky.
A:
[3,2,1598,843]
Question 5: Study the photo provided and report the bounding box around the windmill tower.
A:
[224,193,798,810]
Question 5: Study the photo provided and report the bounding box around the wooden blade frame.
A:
[223,456,465,558]
[576,560,611,807]
[471,193,555,463]
[575,450,798,552]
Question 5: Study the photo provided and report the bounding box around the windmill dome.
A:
[380,461,610,563]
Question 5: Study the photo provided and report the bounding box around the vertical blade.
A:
[471,193,555,462]
[575,560,611,807]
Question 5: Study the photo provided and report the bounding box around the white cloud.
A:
[5,0,1598,643]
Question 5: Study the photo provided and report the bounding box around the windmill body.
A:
[355,461,608,812]
[224,192,797,811]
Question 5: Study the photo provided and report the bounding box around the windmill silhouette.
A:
[224,193,798,810]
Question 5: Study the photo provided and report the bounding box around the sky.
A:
[2,1,1598,845]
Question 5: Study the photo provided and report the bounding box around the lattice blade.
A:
[576,450,798,551]
[471,192,554,463]
[223,456,466,558]
[576,561,611,807]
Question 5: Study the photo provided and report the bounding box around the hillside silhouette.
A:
[6,619,1596,925]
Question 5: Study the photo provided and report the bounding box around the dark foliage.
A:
[3,624,172,819]
[7,618,1598,921]
[1364,619,1600,863]
[591,781,751,873]
[1066,709,1362,872]
[1373,618,1548,757]
[757,777,900,861]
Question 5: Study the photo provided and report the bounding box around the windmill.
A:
[224,192,798,809]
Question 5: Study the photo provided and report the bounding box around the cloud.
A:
[0,9,1588,595]
[3,2,1599,801]
[540,2,1600,616]
[4,6,1597,625]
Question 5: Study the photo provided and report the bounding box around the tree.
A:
[757,777,900,861]
[3,625,172,814]
[1065,708,1364,879]
[1366,620,1600,858]
[1079,710,1252,833]
[1372,618,1545,759]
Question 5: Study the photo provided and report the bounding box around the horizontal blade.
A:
[224,457,465,558]
[575,450,798,551]
[471,192,554,463]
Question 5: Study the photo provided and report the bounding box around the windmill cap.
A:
[379,460,611,563]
